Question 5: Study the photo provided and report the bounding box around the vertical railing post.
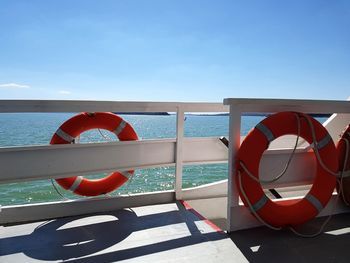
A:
[175,106,185,200]
[227,104,242,232]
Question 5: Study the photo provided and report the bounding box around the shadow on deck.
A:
[2,201,350,262]
[0,202,241,262]
[229,213,350,263]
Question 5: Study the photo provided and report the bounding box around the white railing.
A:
[1,98,349,228]
[0,100,229,224]
[224,98,350,232]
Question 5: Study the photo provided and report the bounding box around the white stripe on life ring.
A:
[69,176,83,192]
[255,123,275,143]
[120,171,133,179]
[305,193,323,213]
[342,170,350,178]
[55,128,75,143]
[310,134,332,151]
[113,120,127,136]
[251,194,269,212]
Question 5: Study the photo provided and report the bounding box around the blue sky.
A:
[0,0,349,101]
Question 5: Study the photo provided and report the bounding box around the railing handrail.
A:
[0,100,228,113]
[1,99,349,197]
[1,98,349,225]
[223,98,350,113]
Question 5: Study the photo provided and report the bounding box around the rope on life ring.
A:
[50,112,138,196]
[336,125,350,205]
[236,111,338,229]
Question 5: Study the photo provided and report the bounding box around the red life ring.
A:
[50,112,138,196]
[336,125,350,204]
[236,112,337,227]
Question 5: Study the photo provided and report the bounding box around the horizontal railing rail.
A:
[0,100,228,113]
[0,137,228,184]
[223,98,350,114]
[0,100,229,207]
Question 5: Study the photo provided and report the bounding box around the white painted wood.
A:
[175,108,185,200]
[259,150,316,188]
[186,197,227,221]
[183,137,228,164]
[323,113,350,142]
[180,148,321,201]
[228,193,350,232]
[0,191,175,225]
[0,139,176,183]
[0,137,229,184]
[223,98,350,113]
[0,100,228,113]
[182,180,227,200]
[227,106,241,232]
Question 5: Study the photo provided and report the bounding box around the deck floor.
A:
[2,201,350,262]
[230,212,350,263]
[0,202,246,263]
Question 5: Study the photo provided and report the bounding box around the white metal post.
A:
[227,104,242,232]
[175,107,185,200]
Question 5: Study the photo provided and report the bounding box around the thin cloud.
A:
[58,90,71,95]
[0,83,30,89]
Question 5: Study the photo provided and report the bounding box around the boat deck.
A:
[230,213,350,262]
[1,201,350,262]
[0,202,245,263]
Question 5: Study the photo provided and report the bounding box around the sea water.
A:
[0,113,326,205]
